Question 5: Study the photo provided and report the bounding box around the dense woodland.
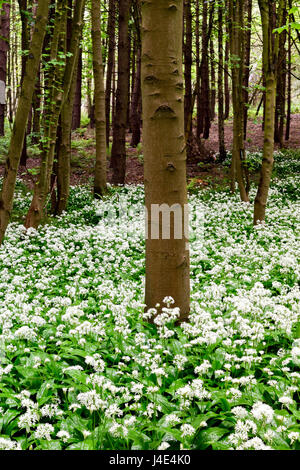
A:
[0,0,299,452]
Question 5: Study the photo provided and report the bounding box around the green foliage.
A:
[0,158,299,450]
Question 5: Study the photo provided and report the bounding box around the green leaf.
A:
[194,427,229,450]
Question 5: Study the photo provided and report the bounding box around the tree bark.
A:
[92,0,107,197]
[285,23,291,141]
[105,0,116,147]
[72,47,82,130]
[130,0,142,147]
[243,0,252,138]
[224,2,230,120]
[18,0,30,167]
[142,0,190,322]
[229,0,249,202]
[0,2,10,136]
[110,0,130,185]
[210,39,216,121]
[218,5,226,161]
[254,0,283,224]
[184,0,192,137]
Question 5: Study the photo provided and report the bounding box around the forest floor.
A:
[0,118,299,451]
[0,153,299,450]
[1,114,300,190]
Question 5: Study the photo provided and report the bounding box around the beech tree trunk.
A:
[243,0,252,138]
[229,0,249,202]
[130,46,142,147]
[110,0,130,185]
[18,0,30,167]
[105,0,116,147]
[184,0,192,138]
[210,39,216,121]
[92,0,107,197]
[285,24,291,141]
[0,0,51,244]
[224,2,230,120]
[72,48,82,130]
[198,0,211,139]
[0,2,10,136]
[218,5,226,161]
[55,55,79,215]
[274,0,287,147]
[254,0,283,224]
[130,0,142,148]
[142,0,190,322]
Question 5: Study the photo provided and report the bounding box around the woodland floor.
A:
[1,114,300,190]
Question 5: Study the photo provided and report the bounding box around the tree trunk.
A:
[218,5,226,161]
[142,0,190,322]
[285,23,291,141]
[0,0,51,244]
[18,0,30,167]
[198,0,211,139]
[72,47,82,130]
[254,0,283,224]
[210,39,216,121]
[55,0,78,215]
[25,0,85,229]
[130,45,142,147]
[184,0,192,138]
[110,0,130,185]
[0,2,10,136]
[105,0,116,147]
[229,0,249,202]
[224,2,230,120]
[92,0,107,197]
[243,0,252,138]
[274,0,287,147]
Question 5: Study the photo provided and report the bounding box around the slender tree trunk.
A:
[0,0,51,244]
[229,0,249,202]
[130,45,142,147]
[199,0,211,139]
[110,0,130,185]
[0,2,10,136]
[224,2,230,120]
[218,5,226,161]
[72,47,82,130]
[105,0,116,147]
[32,67,41,143]
[55,0,79,216]
[25,0,85,229]
[142,0,190,322]
[274,0,287,147]
[126,25,131,129]
[243,0,252,138]
[210,39,216,121]
[254,0,283,224]
[184,0,192,137]
[195,0,200,142]
[92,0,107,197]
[18,0,30,167]
[285,24,291,141]
[87,76,95,128]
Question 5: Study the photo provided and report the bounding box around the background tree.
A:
[92,0,107,197]
[254,0,284,224]
[0,0,51,244]
[110,0,130,185]
[0,2,10,136]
